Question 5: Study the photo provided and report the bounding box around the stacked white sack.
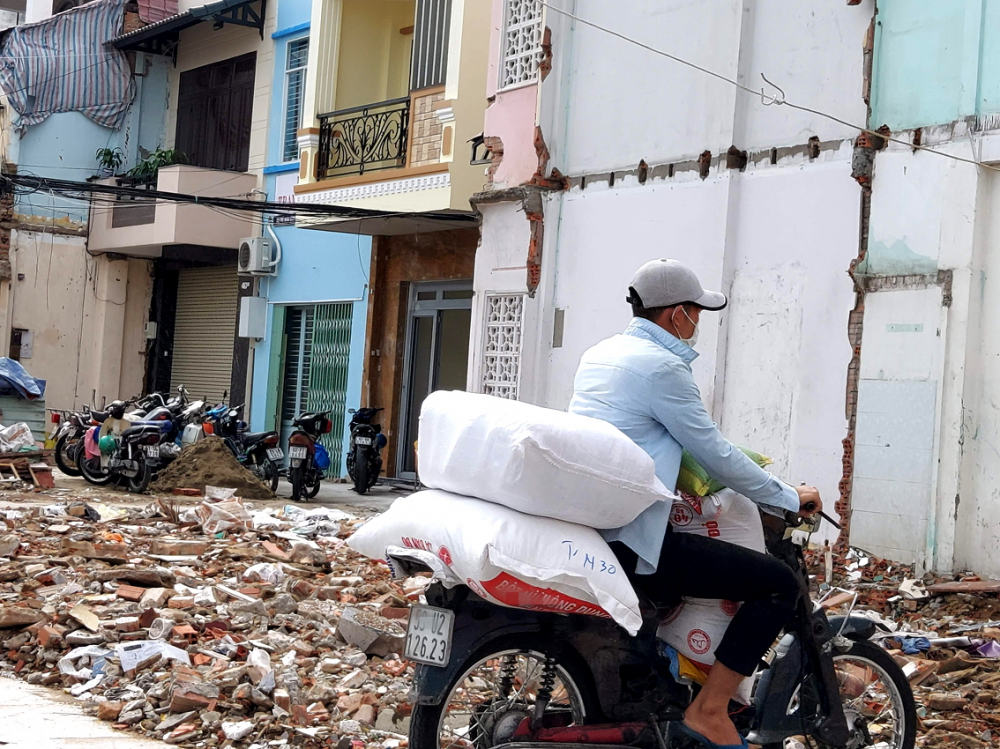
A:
[417,390,674,529]
[656,489,766,704]
[349,490,642,635]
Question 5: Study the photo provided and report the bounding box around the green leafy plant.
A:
[95,147,124,174]
[127,148,189,182]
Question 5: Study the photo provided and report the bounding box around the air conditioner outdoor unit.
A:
[238,237,273,276]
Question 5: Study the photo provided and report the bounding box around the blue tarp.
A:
[0,358,45,400]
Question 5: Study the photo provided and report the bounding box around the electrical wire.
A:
[540,1,1000,174]
[0,171,479,226]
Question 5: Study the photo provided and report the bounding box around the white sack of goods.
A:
[416,390,674,529]
[349,489,642,635]
[655,489,766,704]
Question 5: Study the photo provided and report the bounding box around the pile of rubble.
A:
[0,494,425,747]
[808,544,1000,747]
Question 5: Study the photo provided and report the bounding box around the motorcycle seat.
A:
[242,431,277,447]
[293,412,325,426]
[90,410,109,423]
[121,424,166,439]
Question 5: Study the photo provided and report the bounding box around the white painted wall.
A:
[502,154,861,513]
[537,0,872,176]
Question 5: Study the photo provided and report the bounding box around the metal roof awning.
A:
[111,0,265,59]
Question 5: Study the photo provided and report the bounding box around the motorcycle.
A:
[346,406,385,495]
[77,400,170,494]
[397,508,916,749]
[204,403,282,492]
[53,390,176,477]
[287,410,332,502]
[52,408,92,477]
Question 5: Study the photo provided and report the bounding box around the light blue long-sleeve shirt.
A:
[568,318,800,575]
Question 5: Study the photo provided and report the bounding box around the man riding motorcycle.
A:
[569,259,822,749]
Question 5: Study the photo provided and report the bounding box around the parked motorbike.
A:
[53,390,177,477]
[52,408,91,477]
[77,400,170,493]
[204,403,282,492]
[346,407,385,495]
[287,410,332,502]
[397,509,916,749]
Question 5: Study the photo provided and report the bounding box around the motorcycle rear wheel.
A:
[409,641,597,749]
[128,461,151,494]
[260,459,279,493]
[305,473,322,498]
[55,434,82,477]
[290,467,305,502]
[353,449,368,495]
[78,455,113,486]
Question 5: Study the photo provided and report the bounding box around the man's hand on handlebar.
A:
[795,484,822,517]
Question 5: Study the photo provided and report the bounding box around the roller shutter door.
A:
[170,266,238,404]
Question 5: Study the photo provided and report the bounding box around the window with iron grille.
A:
[499,0,543,91]
[283,37,309,162]
[482,294,524,399]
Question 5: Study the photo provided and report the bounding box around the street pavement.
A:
[27,471,410,516]
[0,676,165,748]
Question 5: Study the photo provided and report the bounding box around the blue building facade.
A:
[249,0,372,477]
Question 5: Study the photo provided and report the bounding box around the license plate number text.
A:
[405,606,454,667]
[266,448,284,461]
[289,446,308,459]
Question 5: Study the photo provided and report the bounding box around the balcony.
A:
[317,97,410,181]
[88,165,258,257]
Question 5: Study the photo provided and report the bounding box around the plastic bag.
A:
[656,489,765,704]
[675,447,772,497]
[314,442,331,470]
[0,422,34,452]
[195,500,252,534]
[417,391,674,529]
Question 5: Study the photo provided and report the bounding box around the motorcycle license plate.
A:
[404,606,454,667]
[354,436,373,446]
[266,448,284,461]
[289,446,308,460]
[144,445,159,458]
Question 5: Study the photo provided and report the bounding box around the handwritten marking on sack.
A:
[687,629,712,655]
[561,541,617,575]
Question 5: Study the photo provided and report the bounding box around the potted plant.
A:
[127,148,188,185]
[95,147,124,177]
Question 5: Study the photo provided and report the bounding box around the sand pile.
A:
[150,436,275,499]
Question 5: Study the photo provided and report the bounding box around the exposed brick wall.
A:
[0,177,13,281]
[409,90,446,167]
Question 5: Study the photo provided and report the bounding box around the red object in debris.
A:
[173,488,201,496]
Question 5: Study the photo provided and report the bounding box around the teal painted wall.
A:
[871,0,1000,130]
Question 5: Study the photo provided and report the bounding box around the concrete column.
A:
[75,255,129,408]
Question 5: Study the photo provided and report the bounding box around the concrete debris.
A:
[808,545,1000,746]
[0,498,416,748]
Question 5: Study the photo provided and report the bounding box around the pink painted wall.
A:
[484,0,539,189]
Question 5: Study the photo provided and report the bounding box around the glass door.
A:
[398,281,472,477]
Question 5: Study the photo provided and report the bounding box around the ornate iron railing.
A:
[317,97,410,180]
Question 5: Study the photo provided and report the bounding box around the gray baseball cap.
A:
[626,259,728,311]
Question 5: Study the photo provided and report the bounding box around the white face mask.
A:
[677,306,699,348]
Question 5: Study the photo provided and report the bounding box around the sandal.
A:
[667,720,749,749]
